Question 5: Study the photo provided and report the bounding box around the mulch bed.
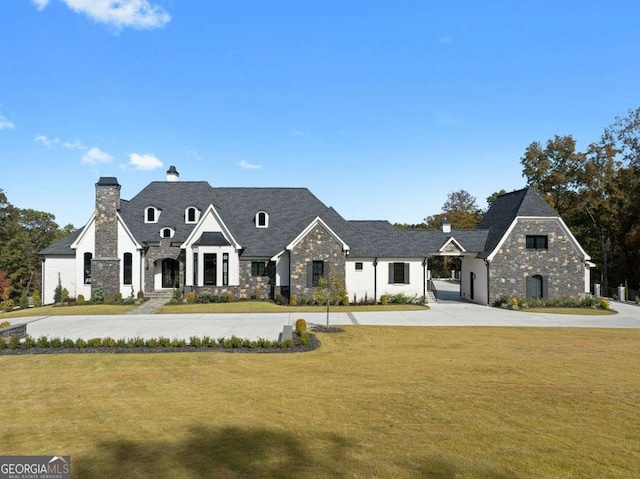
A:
[311,326,345,333]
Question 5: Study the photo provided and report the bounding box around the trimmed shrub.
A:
[3,299,14,312]
[145,338,159,348]
[115,292,123,303]
[33,290,42,308]
[103,337,116,348]
[87,338,103,348]
[137,291,145,300]
[511,297,519,310]
[289,294,297,306]
[9,336,20,350]
[186,291,196,304]
[61,288,69,304]
[50,337,63,348]
[295,318,307,334]
[0,321,10,329]
[76,294,85,305]
[62,338,75,348]
[189,336,203,347]
[93,283,104,302]
[23,335,36,349]
[76,338,87,349]
[226,291,234,303]
[116,338,127,347]
[600,299,610,310]
[274,293,288,305]
[380,294,388,305]
[170,338,187,348]
[0,338,6,349]
[282,338,293,348]
[297,332,311,346]
[37,336,50,348]
[19,291,28,310]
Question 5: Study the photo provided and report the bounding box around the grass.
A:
[520,307,617,315]
[0,303,138,319]
[157,301,427,314]
[1,327,639,478]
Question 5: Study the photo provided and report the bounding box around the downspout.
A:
[41,258,45,305]
[484,259,491,306]
[140,250,145,295]
[373,257,378,303]
[422,258,427,298]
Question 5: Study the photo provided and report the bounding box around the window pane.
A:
[123,253,132,285]
[251,262,265,277]
[147,208,155,222]
[312,261,324,286]
[223,253,229,286]
[84,253,92,284]
[188,208,196,222]
[393,263,405,284]
[204,254,217,285]
[193,253,198,286]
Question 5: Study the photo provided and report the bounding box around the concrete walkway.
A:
[20,280,640,341]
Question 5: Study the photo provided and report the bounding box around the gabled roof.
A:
[404,229,489,255]
[39,229,82,256]
[478,187,558,259]
[348,221,425,257]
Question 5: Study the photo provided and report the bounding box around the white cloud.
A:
[30,0,49,11]
[437,34,454,45]
[61,0,171,30]
[63,140,86,150]
[34,135,59,147]
[82,147,113,165]
[0,115,15,130]
[129,153,163,171]
[239,160,261,170]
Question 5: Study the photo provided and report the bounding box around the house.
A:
[39,166,593,305]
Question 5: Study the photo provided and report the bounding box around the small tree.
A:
[314,276,348,327]
[19,290,28,309]
[33,290,41,307]
[93,282,104,302]
[53,273,63,304]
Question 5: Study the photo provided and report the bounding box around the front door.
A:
[470,272,475,300]
[162,259,179,288]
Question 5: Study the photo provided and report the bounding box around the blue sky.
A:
[1,1,639,229]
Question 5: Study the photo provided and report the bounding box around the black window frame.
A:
[355,262,363,271]
[162,228,172,238]
[187,207,197,223]
[146,208,155,223]
[251,261,266,277]
[204,253,217,286]
[84,252,92,285]
[257,211,268,227]
[526,235,548,250]
[193,252,198,286]
[123,252,133,285]
[223,253,229,286]
[312,260,324,286]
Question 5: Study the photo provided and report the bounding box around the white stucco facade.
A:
[459,256,489,305]
[42,256,76,305]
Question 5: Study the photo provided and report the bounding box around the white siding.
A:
[346,258,426,302]
[460,257,488,305]
[185,246,239,287]
[117,221,143,296]
[73,220,95,301]
[42,256,76,305]
[345,259,376,301]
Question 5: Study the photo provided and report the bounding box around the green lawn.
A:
[156,301,427,314]
[1,327,638,478]
[0,303,138,319]
[520,307,617,315]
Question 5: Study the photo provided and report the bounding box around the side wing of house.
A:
[487,216,591,301]
[39,229,83,304]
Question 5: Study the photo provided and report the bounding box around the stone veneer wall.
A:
[489,218,586,301]
[92,181,121,299]
[144,241,184,293]
[193,260,275,300]
[289,224,345,299]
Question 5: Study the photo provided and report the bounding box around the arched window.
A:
[185,207,199,223]
[123,253,133,285]
[161,228,174,239]
[526,274,546,299]
[256,211,269,228]
[145,206,160,223]
[83,252,92,284]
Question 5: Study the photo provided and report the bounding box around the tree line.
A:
[397,107,640,293]
[0,189,74,302]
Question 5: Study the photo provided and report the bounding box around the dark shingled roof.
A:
[193,232,231,246]
[40,182,559,262]
[39,229,82,256]
[477,187,558,258]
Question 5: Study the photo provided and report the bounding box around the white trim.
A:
[285,216,350,253]
[181,204,242,250]
[438,237,466,254]
[144,206,161,224]
[486,216,591,262]
[255,211,269,228]
[70,213,95,249]
[116,212,143,250]
[185,206,200,224]
[160,227,175,239]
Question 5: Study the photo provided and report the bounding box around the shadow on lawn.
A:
[74,425,358,478]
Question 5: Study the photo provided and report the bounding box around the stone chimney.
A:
[92,177,121,300]
[441,218,451,234]
[166,165,179,182]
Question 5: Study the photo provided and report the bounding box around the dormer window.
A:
[185,207,200,224]
[161,228,174,239]
[256,211,269,228]
[145,206,160,224]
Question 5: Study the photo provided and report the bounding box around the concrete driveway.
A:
[21,281,640,341]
